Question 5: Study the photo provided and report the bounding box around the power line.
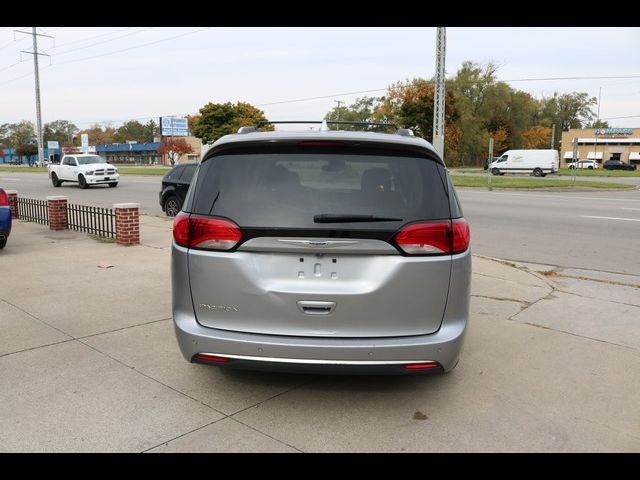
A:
[53,27,210,66]
[52,27,154,56]
[600,115,640,120]
[49,27,132,49]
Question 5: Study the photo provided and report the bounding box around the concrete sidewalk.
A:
[1,216,639,452]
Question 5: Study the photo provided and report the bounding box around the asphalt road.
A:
[2,171,639,274]
[458,188,640,275]
[0,172,164,215]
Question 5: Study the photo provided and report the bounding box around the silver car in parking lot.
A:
[171,123,471,374]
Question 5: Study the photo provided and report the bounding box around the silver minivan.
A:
[172,124,471,374]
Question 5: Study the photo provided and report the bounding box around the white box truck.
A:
[490,149,559,177]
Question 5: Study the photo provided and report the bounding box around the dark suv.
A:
[159,163,198,216]
[603,159,637,171]
[171,122,471,375]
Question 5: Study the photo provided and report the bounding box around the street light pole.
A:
[334,100,344,121]
[433,27,446,160]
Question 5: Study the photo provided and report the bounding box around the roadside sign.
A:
[47,141,59,149]
[81,134,89,154]
[488,137,494,191]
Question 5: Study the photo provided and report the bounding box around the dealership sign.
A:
[160,117,189,136]
[594,128,633,135]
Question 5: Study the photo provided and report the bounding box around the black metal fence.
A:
[16,197,49,225]
[67,203,116,239]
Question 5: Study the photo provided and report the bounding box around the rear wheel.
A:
[533,168,543,177]
[108,182,118,188]
[51,172,61,187]
[78,174,88,189]
[0,238,6,249]
[491,167,500,176]
[164,195,181,217]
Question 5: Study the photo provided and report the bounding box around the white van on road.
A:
[490,149,559,177]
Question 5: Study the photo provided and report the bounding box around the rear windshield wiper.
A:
[313,214,403,223]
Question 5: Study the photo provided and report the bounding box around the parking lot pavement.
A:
[1,217,639,452]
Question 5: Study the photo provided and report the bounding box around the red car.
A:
[0,188,12,249]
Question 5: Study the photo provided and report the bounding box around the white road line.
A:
[460,191,640,203]
[622,207,640,211]
[132,180,158,184]
[582,215,640,222]
[0,178,20,181]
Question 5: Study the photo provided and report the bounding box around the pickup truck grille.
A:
[94,169,116,175]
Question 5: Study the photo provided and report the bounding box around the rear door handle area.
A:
[297,301,336,315]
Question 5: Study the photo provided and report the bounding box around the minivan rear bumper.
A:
[173,309,467,374]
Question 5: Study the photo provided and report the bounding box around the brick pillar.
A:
[47,196,68,231]
[114,203,140,246]
[6,190,18,219]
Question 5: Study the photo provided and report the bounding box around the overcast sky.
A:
[1,27,639,130]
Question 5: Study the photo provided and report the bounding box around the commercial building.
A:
[96,136,202,165]
[560,128,640,167]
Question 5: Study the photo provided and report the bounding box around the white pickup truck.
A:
[48,154,119,189]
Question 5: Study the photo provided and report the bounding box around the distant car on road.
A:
[49,154,119,188]
[567,160,599,170]
[0,188,12,250]
[159,163,198,217]
[603,159,637,171]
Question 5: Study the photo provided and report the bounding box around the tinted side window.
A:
[164,166,184,181]
[179,164,197,182]
[191,150,450,230]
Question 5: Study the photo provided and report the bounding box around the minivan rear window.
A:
[191,149,450,230]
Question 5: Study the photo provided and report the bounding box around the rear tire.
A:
[491,167,500,176]
[533,168,543,177]
[108,182,118,188]
[164,195,181,217]
[78,174,88,189]
[588,166,594,170]
[0,238,6,249]
[51,172,61,187]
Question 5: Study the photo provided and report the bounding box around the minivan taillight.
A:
[395,219,470,255]
[0,189,8,207]
[173,212,242,250]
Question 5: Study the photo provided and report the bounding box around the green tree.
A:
[539,92,597,149]
[79,124,116,146]
[191,102,272,144]
[144,119,160,141]
[325,97,385,130]
[16,143,38,166]
[4,121,36,148]
[585,119,610,128]
[43,120,79,147]
[373,79,461,163]
[114,120,152,143]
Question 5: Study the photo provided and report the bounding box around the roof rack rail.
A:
[255,120,399,129]
[243,121,414,137]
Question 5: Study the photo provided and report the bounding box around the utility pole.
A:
[433,27,446,160]
[334,100,344,121]
[550,123,556,149]
[16,28,52,167]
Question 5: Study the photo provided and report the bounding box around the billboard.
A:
[160,116,189,137]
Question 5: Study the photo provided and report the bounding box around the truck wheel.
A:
[588,166,594,170]
[0,238,6,249]
[164,195,181,217]
[533,168,543,177]
[78,174,88,189]
[491,168,500,176]
[108,182,118,188]
[51,172,61,187]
